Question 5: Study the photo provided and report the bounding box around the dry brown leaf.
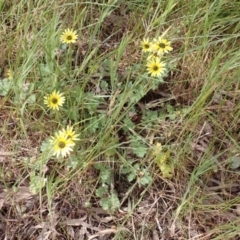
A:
[0,199,4,210]
[66,226,75,239]
[65,218,100,232]
[153,230,159,240]
[107,89,121,116]
[170,220,176,238]
[88,229,117,240]
[79,226,88,240]
[0,151,15,156]
[36,230,52,240]
[100,216,115,223]
[0,186,35,205]
[236,205,240,216]
[92,214,115,223]
[14,186,35,201]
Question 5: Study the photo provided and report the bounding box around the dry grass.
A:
[1,0,240,239]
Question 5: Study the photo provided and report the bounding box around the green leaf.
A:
[39,63,52,76]
[94,164,112,184]
[68,156,79,169]
[169,113,177,121]
[127,171,137,182]
[99,192,120,212]
[120,164,133,174]
[100,80,109,91]
[96,185,108,198]
[29,172,47,194]
[84,93,102,114]
[27,94,36,104]
[0,79,11,96]
[138,169,153,186]
[123,116,135,130]
[230,156,240,169]
[100,168,112,184]
[60,44,67,50]
[67,105,79,122]
[167,104,174,114]
[130,140,148,158]
[146,110,158,121]
[40,138,52,152]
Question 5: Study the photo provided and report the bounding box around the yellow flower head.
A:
[44,90,65,111]
[146,59,166,77]
[50,131,75,158]
[153,38,173,55]
[60,126,80,143]
[141,38,153,52]
[60,28,78,44]
[7,69,12,80]
[147,52,161,61]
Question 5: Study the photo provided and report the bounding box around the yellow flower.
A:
[60,28,78,44]
[147,52,161,61]
[141,38,153,52]
[60,126,80,143]
[146,59,166,77]
[44,90,65,111]
[153,38,173,55]
[50,131,75,158]
[7,69,12,80]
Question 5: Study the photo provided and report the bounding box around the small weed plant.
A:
[0,20,175,211]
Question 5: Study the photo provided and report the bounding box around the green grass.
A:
[1,0,240,239]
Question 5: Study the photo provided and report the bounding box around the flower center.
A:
[58,141,66,149]
[153,65,159,71]
[67,35,73,40]
[52,97,58,104]
[144,44,150,49]
[159,43,166,48]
